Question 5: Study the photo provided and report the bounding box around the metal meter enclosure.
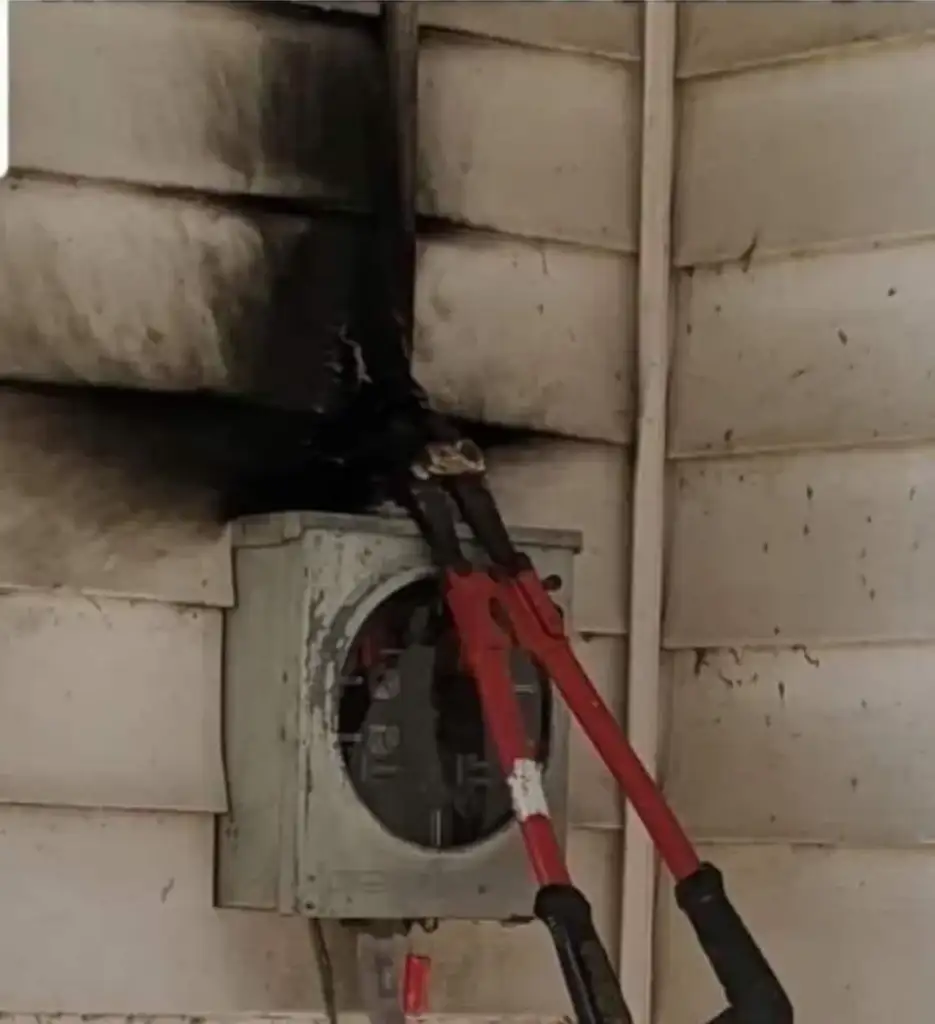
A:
[216,510,580,922]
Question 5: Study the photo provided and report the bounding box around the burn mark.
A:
[256,16,383,211]
[0,7,454,526]
[792,645,819,668]
[0,378,550,527]
[219,214,384,415]
[738,233,758,273]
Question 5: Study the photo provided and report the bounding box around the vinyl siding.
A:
[659,11,935,1021]
[0,2,637,1016]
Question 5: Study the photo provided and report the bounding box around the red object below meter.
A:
[402,954,431,1015]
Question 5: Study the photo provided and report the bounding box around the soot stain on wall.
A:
[0,380,546,524]
[0,3,551,540]
[0,4,393,522]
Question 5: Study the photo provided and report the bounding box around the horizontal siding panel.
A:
[11,1,380,206]
[488,440,630,638]
[417,830,620,1015]
[665,645,935,846]
[298,2,381,13]
[656,844,935,1024]
[0,806,359,1013]
[672,244,935,456]
[0,592,225,813]
[0,393,232,605]
[420,1,642,61]
[665,449,935,648]
[414,235,634,443]
[0,179,624,438]
[418,40,640,251]
[678,0,935,78]
[0,178,366,410]
[0,805,616,1016]
[568,635,627,830]
[677,42,935,266]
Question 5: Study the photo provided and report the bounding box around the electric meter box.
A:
[216,510,580,923]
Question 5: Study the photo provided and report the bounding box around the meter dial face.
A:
[337,577,552,851]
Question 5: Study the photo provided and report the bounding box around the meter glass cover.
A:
[337,577,551,850]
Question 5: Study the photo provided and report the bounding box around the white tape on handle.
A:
[507,758,550,821]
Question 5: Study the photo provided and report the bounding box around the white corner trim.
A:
[621,3,678,1024]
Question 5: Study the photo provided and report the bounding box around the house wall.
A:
[656,5,935,1022]
[0,2,640,1018]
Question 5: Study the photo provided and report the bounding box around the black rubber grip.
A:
[534,884,634,1024]
[675,863,793,1024]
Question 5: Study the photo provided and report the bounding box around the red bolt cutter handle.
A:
[399,452,792,1024]
[445,563,792,1024]
[444,565,631,1024]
